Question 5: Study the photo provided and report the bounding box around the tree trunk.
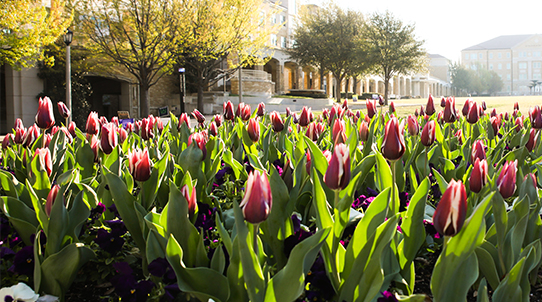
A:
[197,69,204,113]
[140,82,150,117]
[335,74,342,103]
[384,76,390,105]
[319,67,325,90]
[353,77,358,95]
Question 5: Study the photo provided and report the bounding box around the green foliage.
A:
[450,62,504,95]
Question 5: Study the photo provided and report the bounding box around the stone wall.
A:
[230,79,274,95]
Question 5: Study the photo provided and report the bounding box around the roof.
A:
[462,35,534,51]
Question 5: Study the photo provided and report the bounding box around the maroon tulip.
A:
[14,127,26,144]
[213,114,223,127]
[359,121,369,142]
[466,102,480,124]
[188,131,208,160]
[209,121,218,136]
[57,127,73,144]
[366,99,377,119]
[2,133,13,149]
[90,135,100,162]
[524,173,537,188]
[419,105,425,116]
[443,97,457,123]
[257,102,265,117]
[100,123,118,155]
[471,140,486,163]
[433,179,467,237]
[285,107,292,118]
[118,127,128,143]
[481,100,487,111]
[57,101,70,119]
[425,95,436,116]
[179,113,191,129]
[490,116,501,136]
[381,117,405,161]
[455,129,463,145]
[181,184,198,218]
[305,122,319,141]
[140,118,154,140]
[247,118,260,142]
[35,97,55,129]
[469,158,488,193]
[420,120,436,147]
[45,184,61,217]
[240,170,273,224]
[407,114,419,137]
[223,100,235,121]
[324,143,351,191]
[128,148,152,182]
[378,95,385,106]
[497,160,517,198]
[490,108,497,118]
[530,106,542,129]
[33,148,53,177]
[514,117,524,132]
[23,125,39,148]
[462,99,472,117]
[389,101,396,114]
[331,119,346,144]
[440,97,446,108]
[192,109,206,124]
[86,112,100,135]
[526,128,538,152]
[299,106,311,127]
[414,108,419,117]
[237,102,251,121]
[342,99,348,110]
[270,111,284,132]
[514,102,520,111]
[111,116,119,127]
[44,133,52,148]
[14,118,24,130]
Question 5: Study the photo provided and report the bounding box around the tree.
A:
[177,0,280,112]
[450,62,503,95]
[79,0,186,117]
[0,0,71,68]
[364,11,427,104]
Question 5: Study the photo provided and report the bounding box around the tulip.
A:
[437,111,444,124]
[414,108,419,117]
[526,128,538,152]
[155,117,164,134]
[44,133,52,148]
[366,99,377,119]
[192,109,206,124]
[305,122,319,141]
[443,97,457,123]
[462,99,472,117]
[90,134,100,162]
[466,102,480,124]
[33,148,53,177]
[524,173,537,188]
[188,131,208,160]
[128,148,152,182]
[440,97,446,108]
[514,102,519,111]
[181,184,198,218]
[57,101,70,120]
[407,114,419,136]
[240,170,273,224]
[490,116,501,136]
[455,129,463,145]
[57,127,73,144]
[359,121,369,142]
[425,94,436,116]
[140,118,154,140]
[299,106,311,127]
[433,179,467,237]
[118,127,128,143]
[100,123,118,155]
[285,107,292,117]
[14,127,26,144]
[257,102,265,117]
[209,121,218,136]
[23,125,39,148]
[469,158,488,193]
[68,121,77,138]
[389,101,396,114]
[324,143,351,191]
[111,116,119,126]
[213,114,223,127]
[512,109,519,119]
[342,99,348,109]
[378,95,385,106]
[2,133,13,149]
[419,105,425,116]
[247,118,260,142]
[471,140,486,163]
[223,100,235,121]
[497,160,517,198]
[490,108,497,118]
[35,97,55,129]
[514,117,523,132]
[237,102,251,121]
[270,111,284,132]
[420,120,436,147]
[14,118,24,130]
[179,113,191,129]
[481,100,487,111]
[45,184,61,217]
[331,119,346,144]
[86,112,100,135]
[381,117,405,161]
[530,106,542,129]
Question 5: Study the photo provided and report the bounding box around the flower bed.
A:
[1,96,542,302]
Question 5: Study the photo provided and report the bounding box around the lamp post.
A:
[178,68,185,114]
[64,29,73,125]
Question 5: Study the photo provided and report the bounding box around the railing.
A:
[233,69,272,82]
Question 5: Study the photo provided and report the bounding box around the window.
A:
[519,74,527,80]
[506,52,511,58]
[533,62,542,68]
[270,34,277,46]
[498,63,502,70]
[489,64,493,70]
[519,52,525,58]
[271,14,277,24]
[465,53,469,60]
[535,51,541,57]
[507,74,511,80]
[489,53,493,59]
[534,74,541,79]
[519,62,527,69]
[478,53,483,59]
[470,54,477,60]
[507,63,511,69]
[280,15,286,26]
[259,12,265,25]
[498,52,502,58]
[280,36,286,48]
[471,65,477,70]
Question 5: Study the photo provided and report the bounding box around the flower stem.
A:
[391,160,397,215]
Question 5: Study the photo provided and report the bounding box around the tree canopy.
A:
[0,0,71,69]
[450,63,503,95]
[364,11,427,103]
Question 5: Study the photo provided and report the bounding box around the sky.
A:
[305,0,542,63]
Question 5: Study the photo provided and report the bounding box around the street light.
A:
[64,29,73,125]
[178,68,185,114]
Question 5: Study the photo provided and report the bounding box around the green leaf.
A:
[475,247,501,290]
[303,136,328,176]
[492,256,526,302]
[0,196,39,245]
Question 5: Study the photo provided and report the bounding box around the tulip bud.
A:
[331,119,346,144]
[440,97,446,108]
[443,97,457,123]
[33,148,53,177]
[100,123,118,155]
[299,106,311,127]
[324,143,350,191]
[111,116,119,127]
[247,118,260,142]
[359,121,369,142]
[389,101,396,114]
[188,131,208,160]
[342,99,348,109]
[526,128,538,152]
[366,99,377,119]
[90,135,100,163]
[305,122,319,141]
[209,121,218,136]
[514,102,520,111]
[514,117,523,132]
[420,120,436,147]
[35,97,55,129]
[285,107,292,117]
[86,112,100,135]
[425,94,436,116]
[2,133,13,149]
[497,160,517,198]
[270,111,284,132]
[44,133,52,148]
[481,100,487,111]
[257,102,265,117]
[469,158,488,193]
[213,114,223,127]
[455,129,463,145]
[530,106,542,129]
[240,170,273,224]
[466,102,480,124]
[471,140,486,163]
[45,184,61,217]
[68,121,77,138]
[57,101,70,119]
[490,108,497,118]
[237,102,251,121]
[192,109,206,124]
[181,184,198,218]
[14,118,24,130]
[128,148,152,182]
[419,105,425,116]
[490,116,501,136]
[223,100,235,121]
[23,125,39,148]
[462,99,472,117]
[433,179,467,237]
[407,115,419,137]
[178,113,191,129]
[14,127,26,144]
[118,127,128,143]
[378,95,385,106]
[381,117,405,161]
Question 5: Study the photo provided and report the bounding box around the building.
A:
[461,34,542,95]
